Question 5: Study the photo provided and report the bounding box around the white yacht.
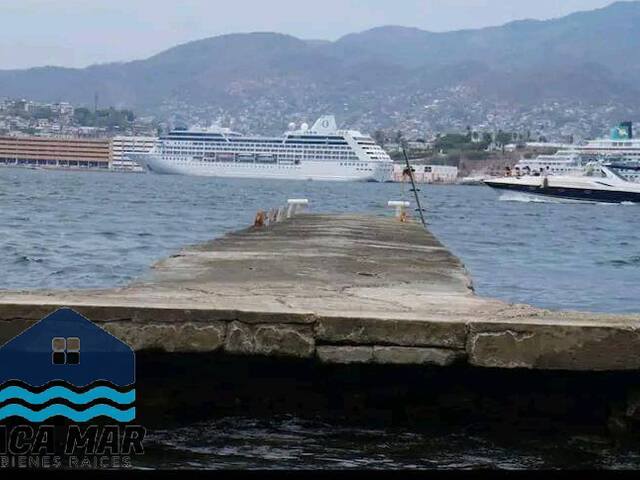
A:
[130,116,393,182]
[485,163,640,204]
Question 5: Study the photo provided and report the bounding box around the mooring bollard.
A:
[388,201,410,221]
[286,199,309,218]
[268,208,278,224]
[254,210,266,227]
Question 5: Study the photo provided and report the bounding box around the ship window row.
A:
[288,135,345,140]
[169,159,305,168]
[166,132,224,137]
[164,157,305,165]
[339,162,374,168]
[161,147,354,154]
[164,139,227,144]
[285,137,347,141]
[284,141,348,146]
[162,150,355,156]
[163,156,358,161]
[227,139,285,144]
[175,145,352,150]
[163,155,359,163]
[162,144,352,149]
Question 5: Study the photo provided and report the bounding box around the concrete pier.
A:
[0,214,638,372]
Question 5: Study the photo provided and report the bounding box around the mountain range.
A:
[1,1,639,133]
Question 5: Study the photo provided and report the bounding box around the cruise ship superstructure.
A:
[514,151,585,176]
[514,122,640,182]
[130,116,393,182]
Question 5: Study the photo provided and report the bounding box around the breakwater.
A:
[0,213,639,433]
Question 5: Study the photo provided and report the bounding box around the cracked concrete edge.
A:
[466,322,640,371]
[224,320,315,358]
[103,319,317,358]
[316,345,466,366]
[2,303,640,370]
[314,315,468,349]
[95,317,640,370]
[104,321,227,353]
[0,303,316,325]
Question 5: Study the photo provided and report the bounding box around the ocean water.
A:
[1,167,640,470]
[1,168,638,314]
[137,416,640,470]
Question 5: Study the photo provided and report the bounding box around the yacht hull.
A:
[485,181,640,204]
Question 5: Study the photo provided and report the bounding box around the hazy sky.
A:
[1,0,617,69]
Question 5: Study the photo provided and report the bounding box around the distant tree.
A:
[74,107,94,126]
[465,151,490,161]
[32,107,54,120]
[446,153,461,164]
[74,106,135,130]
[495,131,512,146]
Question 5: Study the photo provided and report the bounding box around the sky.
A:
[0,0,617,69]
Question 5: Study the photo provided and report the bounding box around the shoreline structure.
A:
[0,213,638,429]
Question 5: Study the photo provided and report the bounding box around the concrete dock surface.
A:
[0,214,638,371]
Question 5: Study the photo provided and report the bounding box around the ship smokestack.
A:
[611,122,633,140]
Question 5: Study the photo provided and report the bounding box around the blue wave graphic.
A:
[0,385,135,405]
[0,404,136,422]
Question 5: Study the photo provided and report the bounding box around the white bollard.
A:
[388,201,410,219]
[286,199,309,218]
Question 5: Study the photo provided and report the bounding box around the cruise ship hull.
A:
[132,153,393,182]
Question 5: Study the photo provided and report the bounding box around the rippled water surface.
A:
[2,168,640,470]
[1,168,638,313]
[136,417,640,470]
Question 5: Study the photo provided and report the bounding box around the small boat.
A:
[458,174,490,186]
[484,163,640,204]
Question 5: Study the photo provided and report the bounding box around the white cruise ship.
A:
[577,122,640,163]
[515,122,640,182]
[514,151,585,176]
[130,116,393,182]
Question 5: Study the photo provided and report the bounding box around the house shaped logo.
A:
[0,308,135,422]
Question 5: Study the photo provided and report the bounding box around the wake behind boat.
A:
[484,164,640,204]
[130,116,393,182]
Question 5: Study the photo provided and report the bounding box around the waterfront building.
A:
[392,164,459,184]
[0,136,111,169]
[111,136,156,171]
